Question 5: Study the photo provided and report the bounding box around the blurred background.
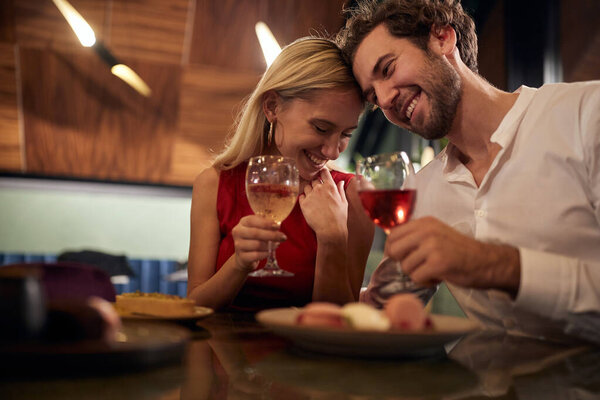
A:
[0,0,599,297]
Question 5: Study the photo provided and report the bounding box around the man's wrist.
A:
[485,242,521,297]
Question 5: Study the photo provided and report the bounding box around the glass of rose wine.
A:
[356,151,418,290]
[245,155,299,277]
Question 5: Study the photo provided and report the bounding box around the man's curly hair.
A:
[336,0,478,73]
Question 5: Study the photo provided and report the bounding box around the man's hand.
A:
[385,216,521,296]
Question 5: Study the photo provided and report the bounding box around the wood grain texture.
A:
[5,0,356,185]
[168,64,260,183]
[189,0,346,72]
[476,0,506,90]
[0,43,22,171]
[560,0,600,82]
[108,0,190,65]
[20,47,180,183]
[13,0,107,54]
[0,0,16,43]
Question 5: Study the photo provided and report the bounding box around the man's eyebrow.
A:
[372,53,393,76]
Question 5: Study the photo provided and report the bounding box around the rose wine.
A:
[247,183,298,224]
[359,189,416,233]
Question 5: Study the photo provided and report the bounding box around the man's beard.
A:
[413,51,462,140]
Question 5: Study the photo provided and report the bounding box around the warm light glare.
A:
[396,208,406,223]
[111,64,152,97]
[52,0,96,47]
[255,22,281,68]
[420,146,435,167]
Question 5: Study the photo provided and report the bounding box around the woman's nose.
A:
[321,136,341,160]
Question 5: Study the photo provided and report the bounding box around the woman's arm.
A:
[187,167,245,309]
[299,169,374,303]
[187,167,285,310]
[344,176,375,298]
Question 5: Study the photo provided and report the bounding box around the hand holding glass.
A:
[245,155,299,277]
[356,151,418,291]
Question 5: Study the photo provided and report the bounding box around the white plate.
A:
[256,307,479,358]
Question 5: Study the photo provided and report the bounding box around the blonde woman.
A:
[187,38,374,311]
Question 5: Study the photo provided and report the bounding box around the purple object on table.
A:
[0,262,116,302]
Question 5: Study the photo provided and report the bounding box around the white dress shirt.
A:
[413,81,600,344]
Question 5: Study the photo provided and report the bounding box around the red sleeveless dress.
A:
[216,162,354,312]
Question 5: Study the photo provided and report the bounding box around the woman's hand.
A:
[299,169,348,243]
[231,215,287,273]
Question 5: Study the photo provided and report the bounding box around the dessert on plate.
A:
[115,291,196,317]
[296,293,433,332]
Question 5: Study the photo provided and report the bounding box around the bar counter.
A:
[1,312,598,399]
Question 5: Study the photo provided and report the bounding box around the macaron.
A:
[296,302,347,328]
[384,293,430,331]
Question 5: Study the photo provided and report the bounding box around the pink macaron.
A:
[384,293,431,331]
[296,302,348,328]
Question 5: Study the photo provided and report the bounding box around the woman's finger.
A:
[337,180,346,202]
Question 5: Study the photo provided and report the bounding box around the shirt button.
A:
[475,209,487,218]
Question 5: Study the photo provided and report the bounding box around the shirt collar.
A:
[441,85,538,178]
[489,85,537,147]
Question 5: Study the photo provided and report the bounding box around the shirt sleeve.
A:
[515,83,600,344]
[516,244,600,344]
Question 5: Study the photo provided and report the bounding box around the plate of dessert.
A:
[113,291,213,322]
[256,294,479,358]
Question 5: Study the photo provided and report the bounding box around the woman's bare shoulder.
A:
[193,167,220,192]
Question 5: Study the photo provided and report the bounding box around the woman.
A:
[187,37,374,311]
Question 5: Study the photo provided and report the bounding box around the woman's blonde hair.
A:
[213,37,363,170]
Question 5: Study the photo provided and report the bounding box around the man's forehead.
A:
[352,25,391,87]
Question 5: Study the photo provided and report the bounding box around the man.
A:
[337,0,600,344]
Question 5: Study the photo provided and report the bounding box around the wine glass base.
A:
[248,268,294,277]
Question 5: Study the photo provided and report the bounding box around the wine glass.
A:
[355,151,419,291]
[245,155,299,277]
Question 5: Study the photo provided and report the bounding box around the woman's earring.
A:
[268,121,274,147]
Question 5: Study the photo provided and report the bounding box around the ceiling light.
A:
[255,22,281,68]
[111,64,152,97]
[52,0,96,47]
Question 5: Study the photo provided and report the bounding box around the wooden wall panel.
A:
[108,0,190,65]
[19,47,180,183]
[190,0,263,71]
[264,0,347,43]
[0,43,22,172]
[477,0,506,90]
[189,0,347,72]
[13,0,107,54]
[560,0,600,82]
[3,0,359,185]
[168,64,259,183]
[0,0,16,42]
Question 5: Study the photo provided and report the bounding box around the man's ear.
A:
[428,25,457,56]
[262,90,279,122]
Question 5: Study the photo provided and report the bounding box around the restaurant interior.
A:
[0,0,599,398]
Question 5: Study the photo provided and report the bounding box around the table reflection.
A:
[1,313,598,400]
[180,314,599,400]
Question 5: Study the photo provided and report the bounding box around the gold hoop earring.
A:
[268,121,274,147]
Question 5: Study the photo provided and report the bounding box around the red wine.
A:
[359,189,416,233]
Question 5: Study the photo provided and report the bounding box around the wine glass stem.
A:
[392,259,413,284]
[264,240,279,270]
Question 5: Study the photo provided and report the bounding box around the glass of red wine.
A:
[356,151,418,291]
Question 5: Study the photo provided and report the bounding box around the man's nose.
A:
[374,81,396,110]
